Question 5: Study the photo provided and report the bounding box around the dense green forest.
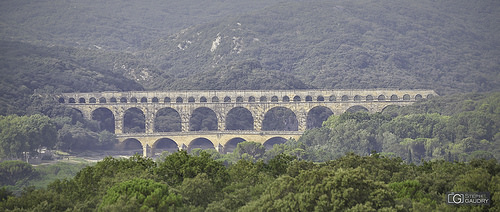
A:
[1,152,499,211]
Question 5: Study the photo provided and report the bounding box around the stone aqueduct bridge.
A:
[58,89,437,156]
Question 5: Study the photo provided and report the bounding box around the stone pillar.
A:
[180,109,191,132]
[143,144,152,157]
[253,114,264,131]
[296,111,307,132]
[114,107,124,134]
[144,107,155,133]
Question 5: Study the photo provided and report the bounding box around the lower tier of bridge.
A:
[116,131,303,157]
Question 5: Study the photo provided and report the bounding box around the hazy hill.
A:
[142,0,499,94]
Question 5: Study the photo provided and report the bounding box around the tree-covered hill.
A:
[143,0,499,94]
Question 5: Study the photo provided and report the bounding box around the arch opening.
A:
[260,96,267,102]
[110,97,117,103]
[307,106,334,129]
[58,97,65,103]
[212,96,219,102]
[153,138,178,155]
[224,96,231,102]
[188,138,215,152]
[130,97,137,103]
[264,137,287,150]
[248,96,256,102]
[283,96,290,102]
[378,95,385,101]
[200,97,207,102]
[366,95,373,101]
[120,97,127,103]
[345,105,369,113]
[236,96,243,102]
[92,107,115,133]
[89,97,96,103]
[403,94,410,101]
[262,107,298,131]
[293,96,301,102]
[123,107,145,133]
[391,95,398,101]
[226,107,254,130]
[155,108,181,132]
[152,97,159,103]
[141,97,148,103]
[190,107,218,131]
[305,96,313,102]
[79,98,86,103]
[271,96,278,102]
[223,137,246,153]
[342,95,349,101]
[164,97,171,103]
[117,138,142,155]
[69,98,75,103]
[317,96,325,101]
[176,97,183,103]
[99,97,107,103]
[188,97,195,103]
[415,94,422,101]
[329,95,336,101]
[354,95,361,102]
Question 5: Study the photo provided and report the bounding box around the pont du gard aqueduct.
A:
[58,89,437,157]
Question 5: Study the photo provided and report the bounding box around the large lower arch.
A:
[153,138,178,155]
[306,106,334,129]
[124,107,145,133]
[262,107,298,131]
[188,138,215,152]
[223,137,246,153]
[117,138,143,155]
[155,108,181,132]
[65,108,85,125]
[190,107,218,131]
[91,107,115,133]
[345,105,369,113]
[226,107,254,130]
[264,137,287,150]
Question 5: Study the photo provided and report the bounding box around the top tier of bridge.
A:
[58,89,438,104]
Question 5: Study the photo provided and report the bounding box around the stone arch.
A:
[427,94,434,99]
[403,94,410,101]
[79,98,86,103]
[236,96,244,102]
[354,95,361,102]
[155,108,181,132]
[67,108,85,124]
[415,94,422,101]
[58,97,65,103]
[307,106,334,129]
[123,107,145,133]
[110,97,117,103]
[188,138,215,152]
[176,97,183,103]
[152,97,159,103]
[92,107,115,133]
[264,137,287,150]
[141,97,148,103]
[89,97,96,103]
[130,97,137,103]
[305,96,313,102]
[153,138,178,155]
[99,97,107,103]
[329,95,336,101]
[262,107,298,131]
[271,96,279,102]
[390,95,398,101]
[118,138,143,154]
[188,97,195,103]
[381,105,400,114]
[223,137,246,153]
[378,95,386,101]
[200,96,207,102]
[190,107,218,131]
[120,97,127,103]
[248,96,256,102]
[224,96,231,102]
[283,96,290,102]
[69,98,76,103]
[342,95,349,101]
[226,107,254,130]
[366,95,373,101]
[346,105,369,113]
[164,97,171,103]
[293,95,301,102]
[317,96,325,101]
[260,96,267,102]
[212,96,219,102]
